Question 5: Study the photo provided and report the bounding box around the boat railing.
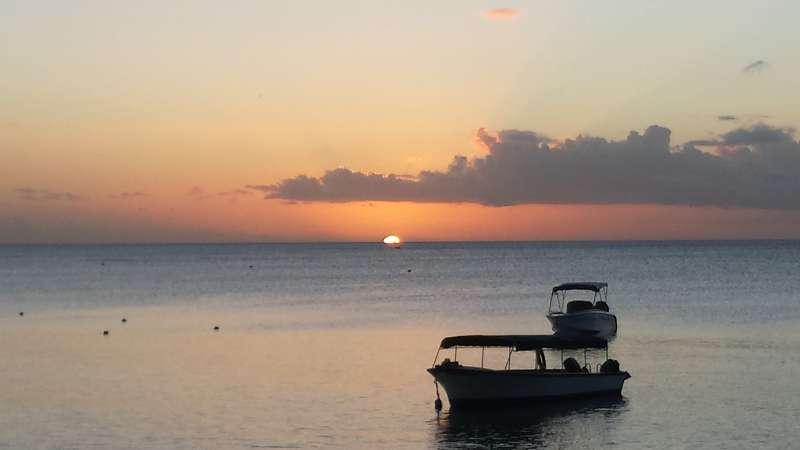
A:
[433,353,614,373]
[432,343,611,373]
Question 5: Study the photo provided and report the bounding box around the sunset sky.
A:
[3,1,800,243]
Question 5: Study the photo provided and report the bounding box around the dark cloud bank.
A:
[255,123,800,209]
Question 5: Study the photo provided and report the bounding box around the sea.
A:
[1,241,799,449]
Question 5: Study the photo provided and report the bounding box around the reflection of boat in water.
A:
[435,397,627,448]
[428,334,630,409]
[547,282,618,337]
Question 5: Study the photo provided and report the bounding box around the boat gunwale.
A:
[428,366,630,379]
[546,310,617,317]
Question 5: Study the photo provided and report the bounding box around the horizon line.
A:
[2,238,800,247]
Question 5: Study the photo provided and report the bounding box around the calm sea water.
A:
[1,241,799,449]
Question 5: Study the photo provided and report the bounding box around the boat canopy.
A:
[439,334,607,351]
[552,282,608,293]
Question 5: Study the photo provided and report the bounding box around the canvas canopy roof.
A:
[552,282,608,293]
[439,334,608,351]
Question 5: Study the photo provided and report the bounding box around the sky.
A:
[2,0,800,243]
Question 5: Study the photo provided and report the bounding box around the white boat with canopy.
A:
[428,334,630,409]
[547,282,617,337]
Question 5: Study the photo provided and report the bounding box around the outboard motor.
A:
[600,359,620,373]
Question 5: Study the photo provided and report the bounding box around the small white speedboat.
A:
[547,282,617,338]
[427,334,630,408]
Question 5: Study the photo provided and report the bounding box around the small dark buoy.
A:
[213,325,220,331]
[249,265,254,269]
[102,330,109,336]
[407,269,412,273]
[121,318,127,323]
[19,311,24,316]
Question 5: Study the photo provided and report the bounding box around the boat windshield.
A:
[548,282,608,314]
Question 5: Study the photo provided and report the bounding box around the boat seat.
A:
[600,359,620,373]
[594,301,609,312]
[566,300,594,313]
[563,357,581,372]
[440,358,461,367]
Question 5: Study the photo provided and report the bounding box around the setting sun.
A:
[383,235,401,245]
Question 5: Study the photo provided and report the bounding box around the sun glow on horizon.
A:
[383,235,401,245]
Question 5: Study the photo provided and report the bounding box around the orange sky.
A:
[5,193,800,244]
[3,1,800,243]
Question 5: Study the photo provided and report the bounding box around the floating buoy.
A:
[102,330,109,336]
[19,312,24,316]
[121,318,127,323]
[407,269,412,273]
[249,265,254,269]
[213,326,220,331]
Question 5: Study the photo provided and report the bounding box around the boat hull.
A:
[429,366,630,408]
[547,311,617,337]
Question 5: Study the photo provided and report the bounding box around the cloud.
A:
[688,123,795,147]
[717,114,772,124]
[188,186,255,201]
[14,188,82,201]
[742,60,768,73]
[258,123,800,209]
[187,186,214,200]
[216,189,252,197]
[188,186,206,196]
[480,8,521,19]
[719,123,794,146]
[111,191,148,200]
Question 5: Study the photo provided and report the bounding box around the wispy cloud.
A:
[14,188,82,202]
[257,123,800,209]
[216,189,252,197]
[717,113,772,124]
[480,8,521,20]
[111,191,148,200]
[742,60,768,73]
[188,186,255,201]
[187,186,211,199]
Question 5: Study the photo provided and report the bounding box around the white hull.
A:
[547,311,617,337]
[429,366,629,408]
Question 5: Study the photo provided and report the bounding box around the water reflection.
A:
[433,397,628,449]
